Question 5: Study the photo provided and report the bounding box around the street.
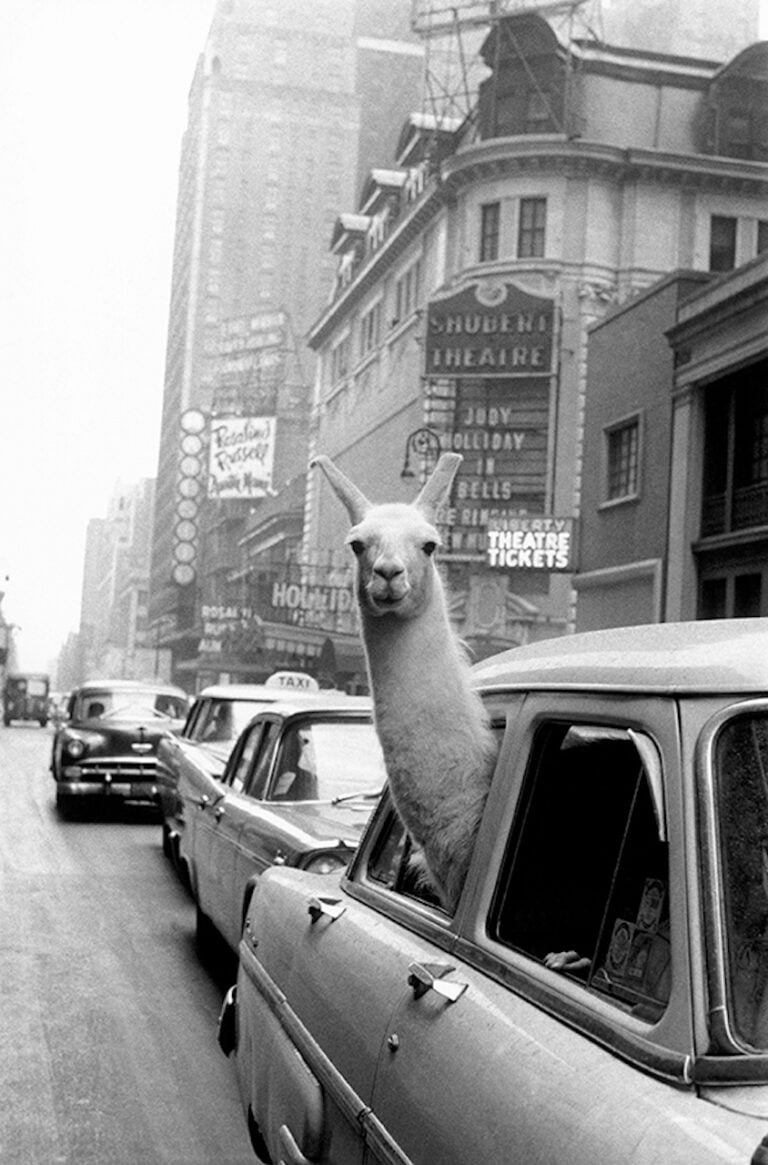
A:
[0,725,255,1165]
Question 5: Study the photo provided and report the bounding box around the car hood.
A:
[269,798,377,847]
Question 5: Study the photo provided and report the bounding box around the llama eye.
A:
[422,541,437,557]
[349,539,365,557]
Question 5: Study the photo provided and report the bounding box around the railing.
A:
[701,483,768,537]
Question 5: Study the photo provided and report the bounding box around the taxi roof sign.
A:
[265,671,320,692]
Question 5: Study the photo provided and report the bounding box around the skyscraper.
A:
[149,0,422,681]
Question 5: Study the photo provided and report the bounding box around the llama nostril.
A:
[374,561,404,581]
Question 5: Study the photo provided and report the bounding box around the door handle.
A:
[196,794,210,809]
[308,895,345,923]
[214,805,225,822]
[278,1123,311,1165]
[407,961,467,1003]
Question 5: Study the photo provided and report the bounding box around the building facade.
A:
[148,0,422,690]
[304,15,768,675]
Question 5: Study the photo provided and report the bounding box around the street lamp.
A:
[400,427,442,480]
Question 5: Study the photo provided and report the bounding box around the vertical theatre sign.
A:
[424,281,556,554]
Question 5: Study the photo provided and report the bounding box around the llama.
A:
[312,452,499,910]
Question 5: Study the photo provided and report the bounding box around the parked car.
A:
[185,694,386,955]
[220,619,768,1164]
[51,680,189,816]
[157,673,323,869]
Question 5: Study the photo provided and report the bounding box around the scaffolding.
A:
[410,0,603,128]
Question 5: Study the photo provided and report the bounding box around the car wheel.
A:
[195,903,218,953]
[161,821,173,859]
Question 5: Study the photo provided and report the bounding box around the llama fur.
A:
[312,452,498,910]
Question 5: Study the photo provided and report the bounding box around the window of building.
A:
[330,334,351,383]
[518,197,546,258]
[709,215,737,272]
[490,723,670,1021]
[701,364,768,538]
[605,416,640,502]
[479,201,501,262]
[360,301,382,358]
[758,221,768,254]
[393,257,422,326]
[525,89,552,134]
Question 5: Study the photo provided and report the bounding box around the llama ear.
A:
[311,455,372,523]
[414,452,462,518]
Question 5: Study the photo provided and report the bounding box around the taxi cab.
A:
[220,620,768,1164]
[185,694,386,955]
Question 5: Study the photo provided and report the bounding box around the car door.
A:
[200,718,281,950]
[364,694,709,1165]
[194,718,267,930]
[239,809,460,1165]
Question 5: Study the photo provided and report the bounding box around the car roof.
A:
[194,684,294,700]
[247,694,373,719]
[472,618,768,696]
[76,679,187,696]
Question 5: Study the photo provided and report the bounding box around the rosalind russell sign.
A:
[424,281,554,377]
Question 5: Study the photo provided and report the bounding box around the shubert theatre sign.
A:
[424,280,554,377]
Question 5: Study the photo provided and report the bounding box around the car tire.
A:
[195,903,218,954]
[161,821,173,860]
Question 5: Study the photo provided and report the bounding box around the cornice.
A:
[308,135,768,350]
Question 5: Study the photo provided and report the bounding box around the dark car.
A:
[185,695,386,954]
[51,679,189,816]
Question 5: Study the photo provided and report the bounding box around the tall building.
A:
[148,0,423,688]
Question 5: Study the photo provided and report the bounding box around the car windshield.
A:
[75,689,188,722]
[715,711,768,1049]
[195,698,269,744]
[270,719,386,802]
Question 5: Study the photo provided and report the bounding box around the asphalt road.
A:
[0,724,256,1165]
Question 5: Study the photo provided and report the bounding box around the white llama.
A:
[312,452,498,910]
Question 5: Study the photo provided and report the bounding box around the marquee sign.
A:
[424,281,555,378]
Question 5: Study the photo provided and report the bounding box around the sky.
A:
[0,0,214,670]
[0,1,766,674]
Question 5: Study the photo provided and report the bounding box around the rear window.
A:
[715,712,768,1049]
[75,689,188,722]
[192,698,269,743]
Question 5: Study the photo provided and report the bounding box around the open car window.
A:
[490,722,670,1023]
[367,807,446,911]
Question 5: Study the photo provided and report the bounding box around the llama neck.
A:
[361,588,474,725]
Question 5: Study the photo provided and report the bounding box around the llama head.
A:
[311,452,462,620]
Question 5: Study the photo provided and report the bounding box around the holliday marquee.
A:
[425,280,555,378]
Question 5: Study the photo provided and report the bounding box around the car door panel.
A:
[240,866,455,1165]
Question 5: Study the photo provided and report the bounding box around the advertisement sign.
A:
[485,517,575,571]
[424,280,554,379]
[207,416,276,500]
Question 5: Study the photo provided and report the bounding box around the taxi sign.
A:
[265,671,320,692]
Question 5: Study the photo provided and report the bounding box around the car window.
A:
[490,722,670,1023]
[73,688,187,721]
[367,808,446,910]
[184,699,208,739]
[227,722,268,794]
[715,711,768,1049]
[267,719,386,803]
[245,722,281,799]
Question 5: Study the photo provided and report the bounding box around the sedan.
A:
[184,694,386,955]
[51,679,189,816]
[221,618,768,1164]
